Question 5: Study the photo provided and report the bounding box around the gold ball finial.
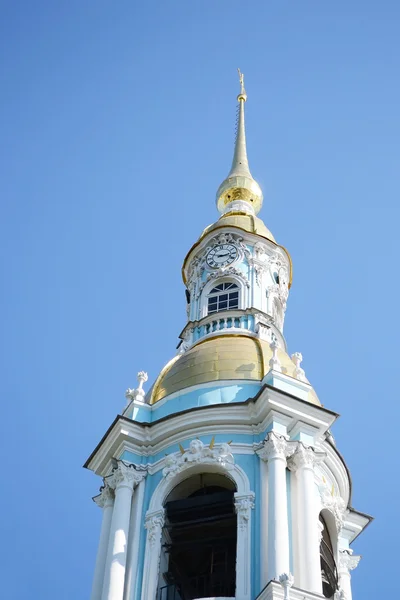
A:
[237,68,247,102]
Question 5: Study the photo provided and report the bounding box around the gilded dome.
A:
[150,335,320,406]
[200,211,276,244]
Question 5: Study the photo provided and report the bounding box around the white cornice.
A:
[85,385,337,476]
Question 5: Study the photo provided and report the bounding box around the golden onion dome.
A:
[150,335,320,406]
[200,211,276,244]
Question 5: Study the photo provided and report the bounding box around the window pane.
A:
[219,301,228,309]
[215,284,224,291]
[219,294,228,302]
[229,298,239,308]
[230,291,239,299]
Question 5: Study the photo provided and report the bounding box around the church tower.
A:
[85,73,371,600]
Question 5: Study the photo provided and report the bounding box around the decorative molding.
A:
[93,483,114,508]
[197,266,250,299]
[288,444,323,472]
[106,460,147,491]
[163,439,234,479]
[256,431,292,461]
[318,478,347,531]
[338,550,361,572]
[234,492,255,531]
[144,510,165,547]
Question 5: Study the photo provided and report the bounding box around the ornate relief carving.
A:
[107,461,147,491]
[288,444,321,472]
[256,431,292,461]
[234,493,255,530]
[196,266,249,298]
[339,550,361,572]
[177,327,193,355]
[93,483,114,508]
[145,510,165,547]
[318,478,347,531]
[162,439,234,479]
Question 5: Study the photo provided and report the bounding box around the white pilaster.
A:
[91,484,114,600]
[258,453,269,587]
[288,445,322,594]
[234,492,255,600]
[140,509,165,600]
[257,433,290,584]
[338,550,360,600]
[102,462,144,600]
[124,476,146,600]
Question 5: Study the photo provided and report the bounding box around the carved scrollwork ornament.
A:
[318,478,347,531]
[107,461,147,491]
[93,483,114,508]
[234,493,255,530]
[338,550,361,572]
[288,443,323,472]
[196,266,249,299]
[145,510,165,547]
[256,431,292,461]
[163,439,234,479]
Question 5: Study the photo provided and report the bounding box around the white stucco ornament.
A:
[269,339,282,372]
[279,573,294,600]
[125,371,148,404]
[163,439,234,479]
[318,477,347,531]
[291,352,306,382]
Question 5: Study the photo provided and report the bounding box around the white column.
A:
[140,510,165,600]
[91,484,115,600]
[124,477,146,600]
[338,550,360,600]
[257,433,290,584]
[102,463,143,600]
[258,454,269,587]
[234,492,255,600]
[288,445,322,594]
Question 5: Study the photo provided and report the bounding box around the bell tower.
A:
[85,73,372,600]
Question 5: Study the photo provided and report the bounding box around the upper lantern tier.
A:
[216,71,264,216]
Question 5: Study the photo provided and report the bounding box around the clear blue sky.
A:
[1,1,398,598]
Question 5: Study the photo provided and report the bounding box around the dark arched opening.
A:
[159,473,237,600]
[320,513,338,598]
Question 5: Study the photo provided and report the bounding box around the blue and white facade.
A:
[85,76,371,600]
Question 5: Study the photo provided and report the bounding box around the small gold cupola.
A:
[216,69,263,216]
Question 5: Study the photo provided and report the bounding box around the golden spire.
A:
[216,70,263,215]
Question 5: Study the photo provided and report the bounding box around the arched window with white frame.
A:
[207,282,239,315]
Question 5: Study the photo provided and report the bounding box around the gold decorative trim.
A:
[149,354,181,405]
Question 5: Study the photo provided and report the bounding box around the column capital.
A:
[234,492,255,531]
[287,443,321,472]
[145,509,165,547]
[339,550,361,572]
[256,432,291,461]
[107,461,147,492]
[93,483,114,509]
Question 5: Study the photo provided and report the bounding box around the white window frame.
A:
[199,276,248,320]
[141,462,254,600]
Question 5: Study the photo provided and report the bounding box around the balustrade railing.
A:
[192,311,254,343]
